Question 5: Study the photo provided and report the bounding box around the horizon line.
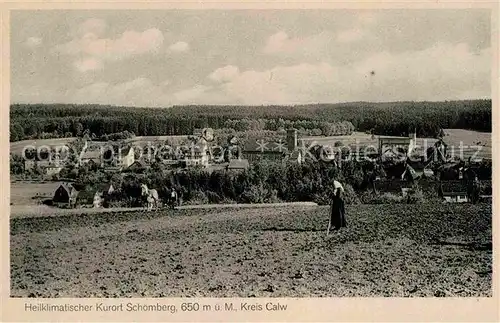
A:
[10,98,493,110]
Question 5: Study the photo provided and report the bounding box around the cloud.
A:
[74,57,103,72]
[205,42,490,105]
[208,65,240,83]
[70,78,215,107]
[58,42,490,107]
[24,37,42,48]
[72,77,172,107]
[169,41,189,52]
[262,31,332,60]
[55,23,164,72]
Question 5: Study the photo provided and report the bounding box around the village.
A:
[12,126,493,210]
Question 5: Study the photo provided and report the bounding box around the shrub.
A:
[186,190,209,205]
[406,187,425,204]
[240,183,267,203]
[205,190,222,203]
[360,191,403,204]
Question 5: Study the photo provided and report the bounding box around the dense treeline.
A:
[10,100,491,142]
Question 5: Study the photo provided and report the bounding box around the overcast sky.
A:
[11,10,491,107]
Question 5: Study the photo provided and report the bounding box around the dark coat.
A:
[330,193,347,229]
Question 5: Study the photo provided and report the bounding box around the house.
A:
[378,132,417,158]
[25,159,64,176]
[438,180,469,203]
[69,183,114,208]
[426,140,448,163]
[45,165,63,176]
[75,189,102,208]
[226,159,249,172]
[52,183,83,207]
[242,129,299,164]
[119,146,135,168]
[79,149,103,167]
[100,145,135,170]
[183,138,210,167]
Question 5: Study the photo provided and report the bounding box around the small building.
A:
[379,133,417,157]
[25,158,64,175]
[242,129,299,165]
[73,183,114,208]
[79,149,103,168]
[226,159,249,172]
[242,138,287,163]
[119,146,136,169]
[438,180,469,203]
[52,183,82,208]
[74,189,103,208]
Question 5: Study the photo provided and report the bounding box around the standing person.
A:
[169,187,178,209]
[326,181,346,236]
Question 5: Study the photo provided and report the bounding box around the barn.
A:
[52,183,83,207]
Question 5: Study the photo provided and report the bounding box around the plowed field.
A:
[10,203,492,297]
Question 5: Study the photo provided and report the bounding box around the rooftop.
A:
[227,159,250,170]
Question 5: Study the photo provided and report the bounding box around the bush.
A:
[406,187,425,204]
[360,191,403,204]
[240,184,266,203]
[186,190,209,205]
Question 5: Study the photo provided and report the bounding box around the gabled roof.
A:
[76,189,100,204]
[56,182,82,196]
[119,146,134,157]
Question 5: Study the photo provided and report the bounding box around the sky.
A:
[11,9,492,107]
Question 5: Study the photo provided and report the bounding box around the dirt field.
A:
[10,181,61,206]
[10,203,491,297]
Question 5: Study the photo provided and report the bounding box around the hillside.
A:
[10,100,491,141]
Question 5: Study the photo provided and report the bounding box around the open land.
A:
[10,203,491,297]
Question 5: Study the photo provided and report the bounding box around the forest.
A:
[10,100,491,142]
